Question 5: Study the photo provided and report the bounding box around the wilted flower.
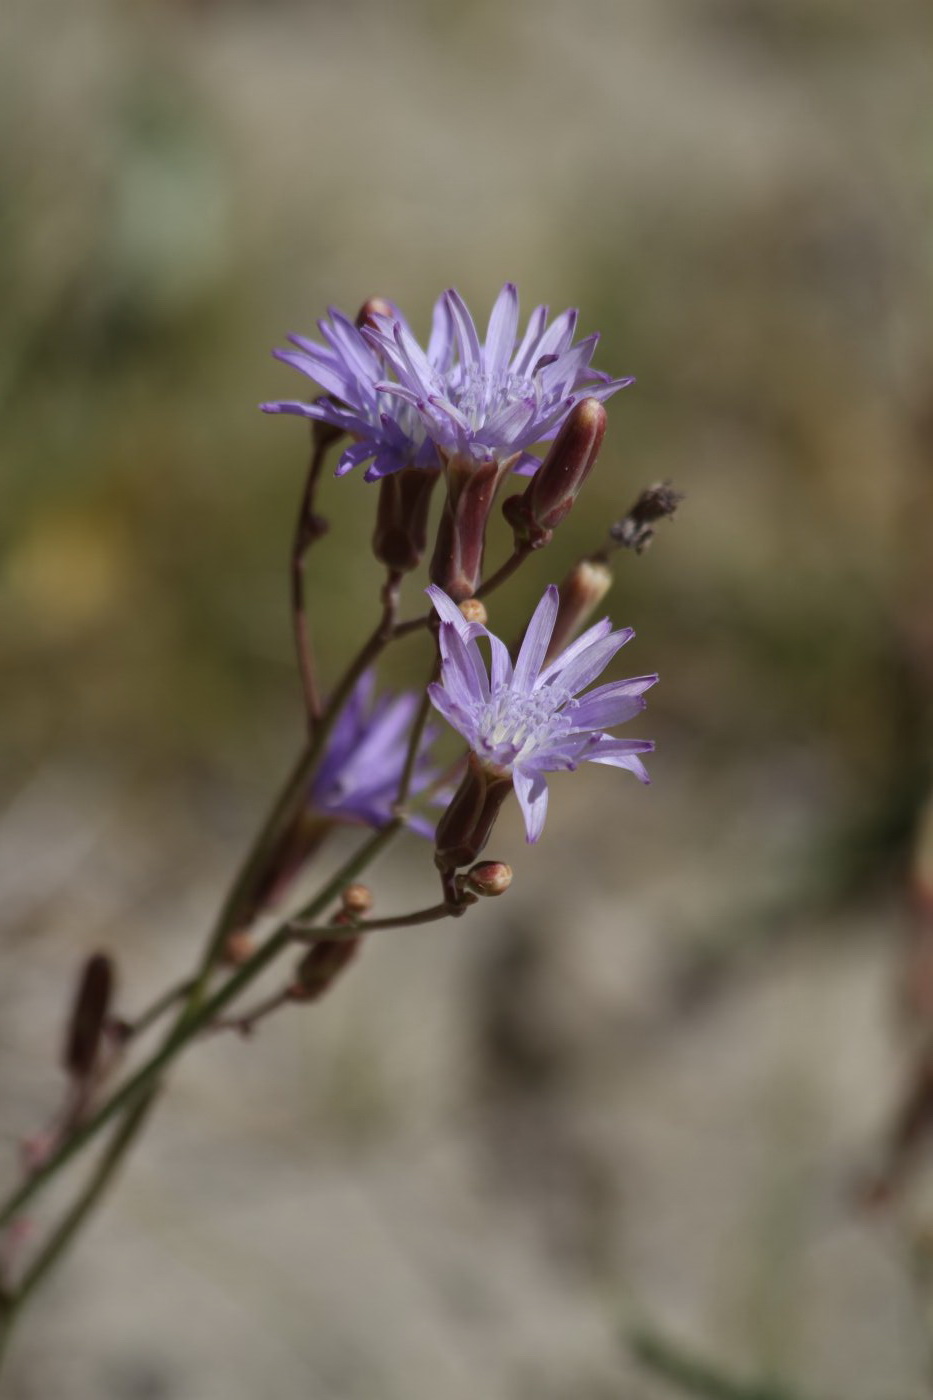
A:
[427,585,656,846]
[311,671,436,833]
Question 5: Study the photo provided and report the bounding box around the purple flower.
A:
[311,672,436,835]
[261,285,632,478]
[426,585,656,843]
[260,301,453,480]
[364,283,632,472]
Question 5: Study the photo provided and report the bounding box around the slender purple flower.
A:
[364,283,633,472]
[426,585,656,844]
[310,672,436,835]
[260,300,454,480]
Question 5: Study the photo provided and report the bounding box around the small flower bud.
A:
[63,953,114,1080]
[463,861,512,897]
[372,465,441,573]
[355,297,395,331]
[341,883,374,917]
[502,398,606,548]
[544,557,614,664]
[291,937,362,1001]
[430,455,517,602]
[459,598,487,626]
[435,755,513,871]
[223,930,256,967]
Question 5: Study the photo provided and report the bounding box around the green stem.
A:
[0,822,400,1238]
[629,1326,813,1400]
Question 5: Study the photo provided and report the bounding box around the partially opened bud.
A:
[503,398,606,548]
[464,861,512,897]
[434,755,513,871]
[545,557,613,664]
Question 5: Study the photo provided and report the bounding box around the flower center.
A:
[473,686,574,769]
[448,365,539,431]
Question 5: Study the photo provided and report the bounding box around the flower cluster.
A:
[262,282,632,478]
[261,282,659,880]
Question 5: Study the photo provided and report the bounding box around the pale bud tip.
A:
[223,931,256,966]
[459,598,488,626]
[341,882,374,916]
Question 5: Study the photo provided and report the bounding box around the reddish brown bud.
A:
[63,953,114,1079]
[341,883,374,917]
[503,399,606,548]
[459,598,487,625]
[430,455,517,602]
[545,558,613,664]
[372,466,441,573]
[355,297,395,330]
[463,861,512,897]
[223,930,256,967]
[434,755,513,870]
[292,937,363,1001]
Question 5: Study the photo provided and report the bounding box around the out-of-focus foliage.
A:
[3,0,932,840]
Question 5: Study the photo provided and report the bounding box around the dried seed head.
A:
[459,598,487,626]
[341,883,374,917]
[464,861,512,897]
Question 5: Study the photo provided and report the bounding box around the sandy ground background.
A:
[3,1,933,1395]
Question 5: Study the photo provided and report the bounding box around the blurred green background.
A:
[3,1,933,1396]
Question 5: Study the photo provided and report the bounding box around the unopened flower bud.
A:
[464,861,512,897]
[292,937,362,1001]
[459,598,487,626]
[503,398,606,548]
[430,455,517,602]
[355,297,396,331]
[63,953,114,1080]
[223,930,256,967]
[372,466,441,573]
[341,883,374,917]
[435,755,513,870]
[545,557,614,664]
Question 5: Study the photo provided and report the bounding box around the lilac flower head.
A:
[310,672,436,835]
[426,585,656,843]
[262,285,632,479]
[260,301,452,480]
[364,283,633,472]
